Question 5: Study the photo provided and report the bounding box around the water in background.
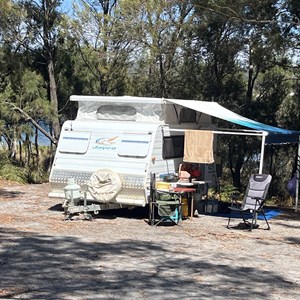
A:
[38,130,51,146]
[35,121,52,146]
[23,122,52,146]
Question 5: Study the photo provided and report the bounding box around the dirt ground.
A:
[0,180,300,300]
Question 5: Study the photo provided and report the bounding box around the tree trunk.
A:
[228,141,244,190]
[41,0,61,139]
[232,156,244,190]
[25,133,31,167]
[48,59,60,140]
[35,127,39,167]
[18,140,23,166]
[11,128,17,160]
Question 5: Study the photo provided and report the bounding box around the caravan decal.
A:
[92,136,119,151]
[96,136,119,145]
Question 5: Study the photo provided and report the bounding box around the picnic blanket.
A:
[210,208,282,220]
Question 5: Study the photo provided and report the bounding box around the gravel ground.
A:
[0,181,300,300]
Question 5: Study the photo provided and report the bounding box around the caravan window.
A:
[163,135,184,159]
[118,134,151,158]
[59,131,91,154]
[97,105,137,121]
[179,108,196,123]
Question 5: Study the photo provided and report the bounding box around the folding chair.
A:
[227,174,272,231]
[148,173,181,226]
[154,190,181,225]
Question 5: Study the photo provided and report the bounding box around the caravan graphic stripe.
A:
[121,140,149,143]
[63,137,89,141]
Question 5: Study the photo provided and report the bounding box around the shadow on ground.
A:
[0,188,24,198]
[0,227,298,299]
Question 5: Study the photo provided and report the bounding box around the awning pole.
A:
[164,127,264,137]
[295,137,300,212]
[259,133,267,174]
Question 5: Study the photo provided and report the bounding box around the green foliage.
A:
[27,167,49,184]
[0,152,27,184]
[220,184,239,202]
[0,153,50,184]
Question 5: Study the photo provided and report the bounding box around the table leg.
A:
[190,193,194,220]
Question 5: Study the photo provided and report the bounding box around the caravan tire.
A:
[87,169,123,203]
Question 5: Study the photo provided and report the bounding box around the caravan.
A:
[48,95,217,216]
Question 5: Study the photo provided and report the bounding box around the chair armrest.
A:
[229,192,241,207]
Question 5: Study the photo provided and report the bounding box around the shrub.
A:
[0,157,28,184]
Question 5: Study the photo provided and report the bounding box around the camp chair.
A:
[148,173,181,226]
[154,191,181,225]
[227,174,272,231]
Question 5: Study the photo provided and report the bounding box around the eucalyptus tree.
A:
[0,68,54,165]
[68,0,137,95]
[16,0,62,140]
[191,0,248,188]
[0,0,57,177]
[192,0,300,119]
[235,1,299,191]
[191,0,299,190]
[0,0,27,159]
[120,0,196,98]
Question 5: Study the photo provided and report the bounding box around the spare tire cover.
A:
[87,169,122,203]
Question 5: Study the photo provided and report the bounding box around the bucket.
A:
[181,197,188,218]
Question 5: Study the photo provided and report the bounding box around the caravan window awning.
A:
[164,99,300,145]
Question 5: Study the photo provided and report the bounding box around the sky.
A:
[59,0,73,13]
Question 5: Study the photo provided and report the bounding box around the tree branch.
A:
[7,102,57,145]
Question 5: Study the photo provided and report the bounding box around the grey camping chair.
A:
[227,174,272,231]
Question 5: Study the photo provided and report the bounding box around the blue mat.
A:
[210,208,282,220]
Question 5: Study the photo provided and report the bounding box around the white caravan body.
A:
[48,96,214,208]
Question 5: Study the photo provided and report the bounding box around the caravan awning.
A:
[164,99,300,145]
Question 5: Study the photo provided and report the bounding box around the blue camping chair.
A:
[227,174,272,231]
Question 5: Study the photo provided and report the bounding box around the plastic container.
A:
[205,199,219,214]
[155,181,170,190]
[181,197,189,218]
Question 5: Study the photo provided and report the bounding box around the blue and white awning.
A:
[165,99,299,144]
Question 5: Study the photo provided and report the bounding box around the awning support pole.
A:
[259,133,267,174]
[295,137,300,212]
